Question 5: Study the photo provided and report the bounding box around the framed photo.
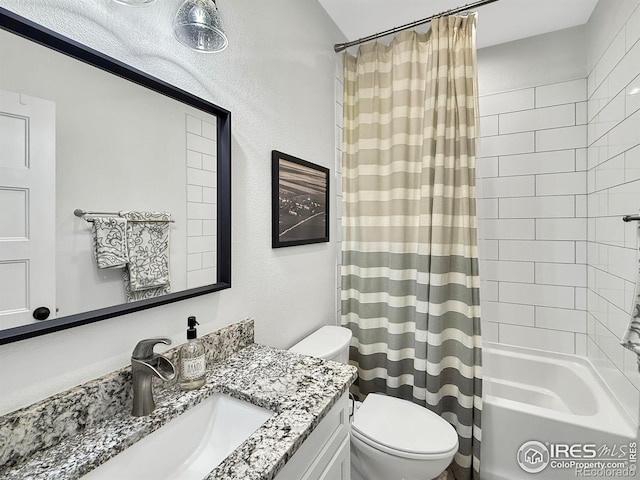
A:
[272,150,330,248]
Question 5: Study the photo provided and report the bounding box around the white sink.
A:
[81,393,274,480]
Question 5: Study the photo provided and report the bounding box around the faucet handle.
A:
[132,337,172,360]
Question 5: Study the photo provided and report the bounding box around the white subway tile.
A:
[482,260,535,283]
[499,240,575,263]
[499,104,575,135]
[576,195,588,218]
[187,133,216,155]
[202,154,216,172]
[481,176,535,198]
[576,102,588,126]
[480,115,499,137]
[187,150,202,169]
[625,74,640,116]
[588,79,609,122]
[576,287,587,310]
[624,145,640,183]
[608,38,640,98]
[536,125,586,151]
[536,218,587,241]
[536,79,587,108]
[476,198,498,218]
[575,333,588,356]
[187,219,202,236]
[481,280,499,301]
[187,185,203,202]
[203,220,216,235]
[536,172,586,196]
[535,263,587,287]
[479,239,499,260]
[187,235,216,253]
[186,115,202,135]
[202,120,216,140]
[595,153,626,191]
[499,196,575,218]
[627,4,640,51]
[576,241,587,263]
[592,93,625,141]
[595,216,625,247]
[187,168,216,187]
[607,302,630,339]
[476,156,498,178]
[202,187,216,204]
[594,30,626,91]
[188,268,216,289]
[500,282,575,309]
[623,349,640,390]
[202,251,216,269]
[479,89,535,116]
[480,132,535,157]
[607,244,637,282]
[499,150,575,177]
[595,321,624,369]
[608,179,640,215]
[576,148,587,171]
[481,219,535,240]
[595,268,627,311]
[187,202,216,220]
[499,324,576,354]
[187,253,202,271]
[607,109,640,160]
[482,301,535,326]
[482,320,499,342]
[535,306,587,333]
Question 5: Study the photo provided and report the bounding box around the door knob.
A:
[33,307,50,321]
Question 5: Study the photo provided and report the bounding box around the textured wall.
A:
[0,0,344,415]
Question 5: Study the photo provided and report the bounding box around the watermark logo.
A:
[517,441,550,473]
[516,441,637,477]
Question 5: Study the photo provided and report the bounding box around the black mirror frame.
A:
[0,7,232,345]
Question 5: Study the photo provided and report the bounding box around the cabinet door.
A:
[318,436,350,480]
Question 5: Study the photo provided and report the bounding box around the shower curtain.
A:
[341,15,482,480]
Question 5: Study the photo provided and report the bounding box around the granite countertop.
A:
[0,343,357,480]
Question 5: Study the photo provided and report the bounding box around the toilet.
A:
[289,326,459,480]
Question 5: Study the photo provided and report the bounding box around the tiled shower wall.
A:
[585,0,640,424]
[477,79,589,354]
[185,114,217,289]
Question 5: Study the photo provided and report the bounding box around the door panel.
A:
[0,91,55,329]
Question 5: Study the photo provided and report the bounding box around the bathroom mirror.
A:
[0,8,231,344]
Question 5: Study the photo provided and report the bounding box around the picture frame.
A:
[272,150,330,248]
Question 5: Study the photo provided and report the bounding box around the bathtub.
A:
[480,342,637,480]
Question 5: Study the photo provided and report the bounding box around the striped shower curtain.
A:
[341,15,482,480]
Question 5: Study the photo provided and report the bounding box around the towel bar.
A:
[74,208,175,223]
[623,215,640,222]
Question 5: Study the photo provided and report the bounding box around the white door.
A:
[0,90,55,329]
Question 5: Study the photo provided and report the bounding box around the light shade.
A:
[173,0,228,53]
[112,0,157,6]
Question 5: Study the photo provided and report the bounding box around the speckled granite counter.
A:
[0,320,357,480]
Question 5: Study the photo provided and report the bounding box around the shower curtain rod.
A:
[333,0,501,53]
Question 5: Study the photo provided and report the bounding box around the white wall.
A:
[0,0,344,416]
[585,0,640,426]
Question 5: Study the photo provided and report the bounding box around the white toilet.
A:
[290,326,459,480]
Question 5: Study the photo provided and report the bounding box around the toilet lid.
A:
[351,394,459,456]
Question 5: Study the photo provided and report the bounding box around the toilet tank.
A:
[289,326,352,364]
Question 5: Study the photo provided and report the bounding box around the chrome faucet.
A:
[131,338,176,417]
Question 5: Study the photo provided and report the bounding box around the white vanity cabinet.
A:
[274,393,350,480]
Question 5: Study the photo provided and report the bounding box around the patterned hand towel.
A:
[622,221,640,367]
[85,216,128,269]
[120,211,171,302]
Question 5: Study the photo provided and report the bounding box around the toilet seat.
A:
[351,394,459,460]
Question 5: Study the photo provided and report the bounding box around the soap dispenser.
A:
[178,316,206,390]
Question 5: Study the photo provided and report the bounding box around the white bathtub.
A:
[480,342,637,480]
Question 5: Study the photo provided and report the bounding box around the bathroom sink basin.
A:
[81,393,274,480]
